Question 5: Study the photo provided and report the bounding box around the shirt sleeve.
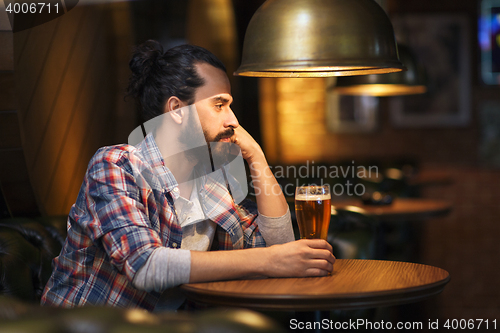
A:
[83,149,163,283]
[235,199,267,248]
[255,207,295,245]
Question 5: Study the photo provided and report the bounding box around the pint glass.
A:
[294,185,331,240]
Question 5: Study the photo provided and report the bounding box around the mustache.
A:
[213,128,235,142]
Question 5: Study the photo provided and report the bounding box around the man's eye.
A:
[215,104,223,109]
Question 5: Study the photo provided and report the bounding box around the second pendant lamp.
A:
[334,44,427,96]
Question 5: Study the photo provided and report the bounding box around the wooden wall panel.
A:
[61,78,113,212]
[0,72,16,110]
[0,111,22,149]
[44,19,111,213]
[109,2,137,143]
[27,7,102,206]
[0,27,40,217]
[0,32,13,71]
[13,29,31,68]
[21,9,87,174]
[11,3,128,216]
[15,21,58,123]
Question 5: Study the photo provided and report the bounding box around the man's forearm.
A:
[247,152,288,217]
[189,247,267,282]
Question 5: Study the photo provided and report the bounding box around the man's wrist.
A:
[253,247,271,276]
[246,151,267,171]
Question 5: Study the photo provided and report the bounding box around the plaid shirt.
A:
[41,134,265,310]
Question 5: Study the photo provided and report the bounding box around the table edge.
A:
[181,279,449,311]
[180,263,450,311]
[331,198,452,221]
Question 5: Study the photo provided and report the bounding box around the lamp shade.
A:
[335,44,427,96]
[234,0,405,78]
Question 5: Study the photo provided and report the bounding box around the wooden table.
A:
[181,259,450,311]
[331,198,452,221]
[407,169,453,187]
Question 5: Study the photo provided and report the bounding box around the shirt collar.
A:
[136,133,180,199]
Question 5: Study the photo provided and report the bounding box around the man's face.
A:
[192,63,239,145]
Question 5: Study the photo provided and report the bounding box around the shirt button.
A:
[182,213,187,219]
[173,188,179,193]
[172,243,178,248]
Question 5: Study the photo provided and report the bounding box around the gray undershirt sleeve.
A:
[132,247,191,292]
[256,207,295,245]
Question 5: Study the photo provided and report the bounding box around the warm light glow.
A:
[296,11,311,26]
[231,311,271,328]
[340,205,367,214]
[267,78,327,163]
[385,168,404,180]
[335,84,427,96]
[237,67,404,78]
[125,309,160,325]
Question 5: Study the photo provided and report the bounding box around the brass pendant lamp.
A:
[334,44,427,96]
[234,0,406,78]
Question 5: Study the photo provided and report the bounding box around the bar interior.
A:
[0,0,499,332]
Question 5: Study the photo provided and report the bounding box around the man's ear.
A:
[170,108,184,125]
[165,96,184,112]
[165,96,185,124]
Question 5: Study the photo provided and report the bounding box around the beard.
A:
[176,112,209,167]
[204,128,235,166]
[176,113,236,170]
[178,109,206,147]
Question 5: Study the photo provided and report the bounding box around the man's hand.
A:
[264,239,336,277]
[231,126,264,163]
[189,239,335,283]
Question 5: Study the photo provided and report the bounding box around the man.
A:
[41,41,335,311]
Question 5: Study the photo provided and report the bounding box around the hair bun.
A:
[128,40,164,98]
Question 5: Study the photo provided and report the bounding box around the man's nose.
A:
[224,108,239,129]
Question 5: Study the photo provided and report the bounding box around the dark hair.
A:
[127,40,227,122]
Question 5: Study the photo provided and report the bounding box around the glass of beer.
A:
[294,184,331,240]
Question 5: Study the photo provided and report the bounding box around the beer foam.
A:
[295,194,331,201]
